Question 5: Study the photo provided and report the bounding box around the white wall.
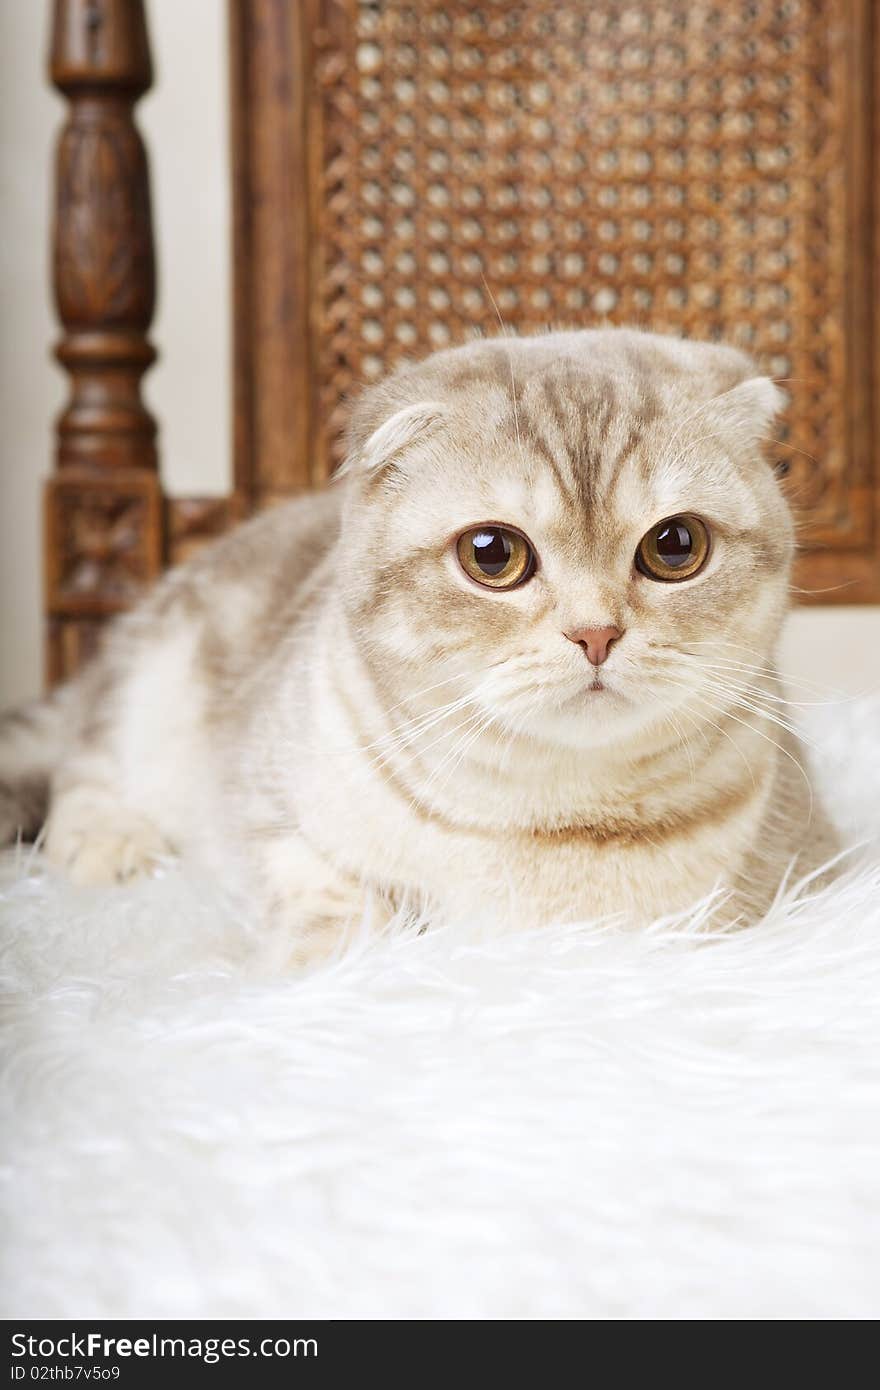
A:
[780,607,880,698]
[142,0,230,499]
[1,2,878,711]
[0,1,62,708]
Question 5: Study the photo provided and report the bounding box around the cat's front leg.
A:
[253,830,392,968]
[44,778,175,885]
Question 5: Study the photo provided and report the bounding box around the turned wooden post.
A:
[46,0,164,683]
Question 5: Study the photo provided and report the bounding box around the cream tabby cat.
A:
[0,330,837,958]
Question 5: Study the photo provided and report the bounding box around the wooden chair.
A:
[46,0,880,683]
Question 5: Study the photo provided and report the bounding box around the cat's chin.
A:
[569,679,627,709]
[512,684,668,751]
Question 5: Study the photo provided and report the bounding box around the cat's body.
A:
[0,330,837,956]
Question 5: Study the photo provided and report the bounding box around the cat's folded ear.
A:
[337,400,447,479]
[681,341,787,451]
[710,374,789,452]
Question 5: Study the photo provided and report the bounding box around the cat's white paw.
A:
[45,809,174,885]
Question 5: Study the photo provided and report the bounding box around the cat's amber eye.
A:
[456,525,536,590]
[635,514,711,582]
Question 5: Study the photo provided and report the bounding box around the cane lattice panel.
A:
[303,0,873,556]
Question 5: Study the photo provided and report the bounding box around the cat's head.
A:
[337,329,794,749]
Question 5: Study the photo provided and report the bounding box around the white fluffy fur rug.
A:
[2,699,880,1321]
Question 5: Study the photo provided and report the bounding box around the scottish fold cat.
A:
[0,330,837,959]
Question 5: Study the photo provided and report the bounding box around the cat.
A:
[0,329,838,960]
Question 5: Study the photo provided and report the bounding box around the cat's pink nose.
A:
[564,625,622,666]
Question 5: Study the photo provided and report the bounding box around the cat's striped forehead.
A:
[438,348,767,542]
[346,329,788,576]
[500,358,669,524]
[352,330,777,523]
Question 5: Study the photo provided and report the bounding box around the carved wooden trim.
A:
[229,0,315,502]
[45,468,163,618]
[46,0,164,683]
[784,0,879,603]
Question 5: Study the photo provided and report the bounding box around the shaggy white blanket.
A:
[2,700,879,1321]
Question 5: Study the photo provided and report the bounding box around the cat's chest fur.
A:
[245,642,777,929]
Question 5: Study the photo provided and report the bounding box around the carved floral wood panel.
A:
[45,470,163,615]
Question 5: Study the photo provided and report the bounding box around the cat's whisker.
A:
[703,684,820,727]
[669,669,809,761]
[377,670,475,718]
[758,433,820,468]
[367,691,477,756]
[361,651,524,756]
[274,685,490,781]
[423,676,552,804]
[681,659,849,707]
[498,695,541,772]
[662,710,697,783]
[414,707,496,808]
[789,579,863,598]
[680,657,808,700]
[698,681,818,750]
[302,662,518,780]
[690,670,810,708]
[481,273,525,468]
[280,691,474,768]
[676,663,818,744]
[438,713,500,798]
[669,701,713,759]
[379,709,488,814]
[652,654,832,721]
[681,641,853,698]
[653,677,761,793]
[370,696,490,773]
[689,689,815,826]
